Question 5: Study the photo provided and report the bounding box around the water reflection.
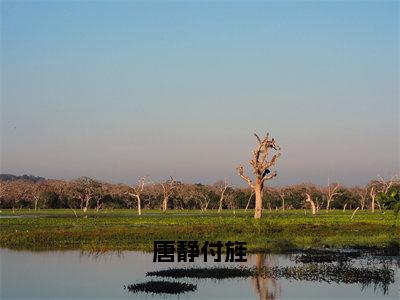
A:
[252,253,281,300]
[1,249,399,299]
[79,250,125,262]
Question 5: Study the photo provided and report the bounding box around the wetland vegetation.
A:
[0,209,399,252]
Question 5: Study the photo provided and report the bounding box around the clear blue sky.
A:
[1,1,398,186]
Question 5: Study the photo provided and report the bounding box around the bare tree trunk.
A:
[161,177,176,212]
[376,199,382,211]
[343,203,347,212]
[200,195,210,212]
[34,196,38,211]
[244,190,254,212]
[162,197,168,212]
[136,195,141,215]
[325,181,340,211]
[371,196,375,213]
[96,199,104,212]
[370,187,375,213]
[128,177,146,215]
[278,192,286,212]
[237,133,281,219]
[217,179,229,213]
[83,195,90,213]
[254,182,263,219]
[70,207,78,218]
[218,193,224,213]
[351,207,360,219]
[305,193,316,215]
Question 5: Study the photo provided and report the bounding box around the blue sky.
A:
[1,1,398,186]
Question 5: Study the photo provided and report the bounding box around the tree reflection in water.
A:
[252,253,281,300]
[79,250,125,262]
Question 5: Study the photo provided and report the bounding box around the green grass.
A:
[0,209,398,252]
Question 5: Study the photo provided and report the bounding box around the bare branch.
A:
[237,132,281,218]
[262,171,277,182]
[236,166,255,189]
[254,133,262,144]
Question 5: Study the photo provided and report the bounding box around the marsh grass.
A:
[1,209,398,252]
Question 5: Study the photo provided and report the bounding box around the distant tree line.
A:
[0,174,45,183]
[0,174,399,214]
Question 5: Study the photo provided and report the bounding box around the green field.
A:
[0,209,399,252]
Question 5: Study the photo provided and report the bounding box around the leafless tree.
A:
[351,186,368,210]
[378,175,398,194]
[325,180,340,211]
[160,177,176,212]
[32,182,43,211]
[237,133,281,219]
[128,177,147,215]
[369,185,377,213]
[225,192,237,215]
[192,184,212,212]
[369,175,398,212]
[277,186,292,212]
[215,178,230,213]
[305,193,317,215]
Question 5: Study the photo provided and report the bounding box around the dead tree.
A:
[244,189,255,212]
[315,196,321,213]
[216,178,230,213]
[277,188,287,212]
[305,193,316,215]
[370,186,377,213]
[376,175,398,211]
[353,186,368,210]
[325,181,340,211]
[225,192,237,216]
[128,177,146,215]
[160,177,176,212]
[367,176,396,213]
[378,175,396,194]
[193,185,212,212]
[237,133,281,219]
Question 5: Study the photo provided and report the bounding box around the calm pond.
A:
[1,249,398,299]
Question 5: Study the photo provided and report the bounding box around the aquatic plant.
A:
[292,248,361,263]
[147,267,253,279]
[147,264,395,294]
[124,280,196,294]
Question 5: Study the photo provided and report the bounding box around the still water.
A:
[1,249,398,300]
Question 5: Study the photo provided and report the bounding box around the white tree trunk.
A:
[371,195,375,213]
[136,195,142,215]
[254,183,263,219]
[306,194,316,215]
